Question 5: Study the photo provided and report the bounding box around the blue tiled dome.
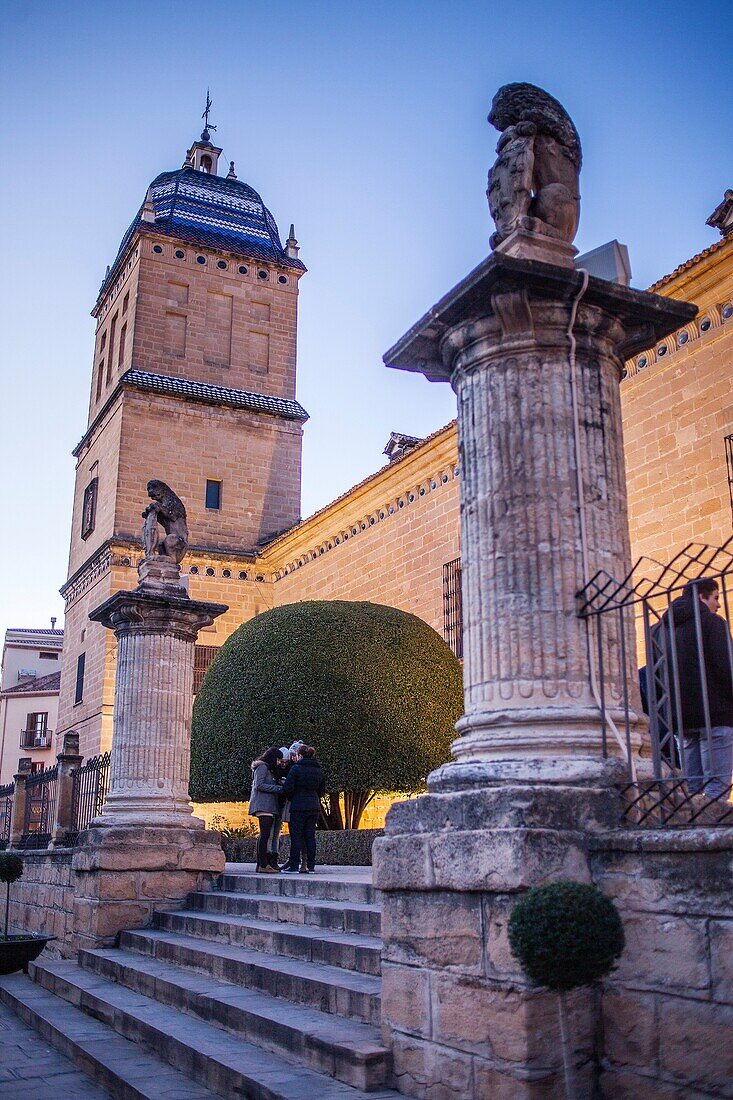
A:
[100,166,304,300]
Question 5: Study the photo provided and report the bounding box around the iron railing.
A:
[443,557,463,659]
[194,645,219,694]
[20,764,58,847]
[19,729,53,750]
[0,783,13,849]
[726,434,733,528]
[68,751,111,843]
[578,539,733,827]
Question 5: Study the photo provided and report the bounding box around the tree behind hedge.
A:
[189,600,463,827]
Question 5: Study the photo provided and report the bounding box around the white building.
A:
[0,626,64,784]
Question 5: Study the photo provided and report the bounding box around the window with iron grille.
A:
[74,653,85,705]
[194,645,219,694]
[443,557,463,658]
[21,713,49,749]
[721,433,726,528]
[81,477,98,540]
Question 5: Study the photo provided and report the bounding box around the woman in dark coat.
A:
[281,745,326,874]
[248,746,284,873]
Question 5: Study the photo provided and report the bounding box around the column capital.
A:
[384,252,697,384]
[89,588,227,642]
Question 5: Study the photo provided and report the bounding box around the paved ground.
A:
[0,996,110,1098]
[225,863,374,884]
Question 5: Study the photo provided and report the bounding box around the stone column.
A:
[8,758,32,848]
[70,556,228,952]
[375,89,697,1098]
[49,731,82,848]
[387,256,694,783]
[88,590,224,827]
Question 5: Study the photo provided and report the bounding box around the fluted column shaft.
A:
[89,591,227,826]
[444,292,636,775]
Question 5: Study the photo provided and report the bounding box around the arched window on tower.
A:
[200,155,212,174]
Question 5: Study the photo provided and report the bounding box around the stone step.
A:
[120,928,381,1025]
[30,961,399,1100]
[220,869,377,906]
[0,972,217,1099]
[78,947,391,1091]
[189,889,382,936]
[154,909,383,976]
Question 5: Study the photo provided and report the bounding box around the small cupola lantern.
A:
[184,90,223,176]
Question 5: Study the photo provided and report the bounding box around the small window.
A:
[196,255,206,265]
[118,322,127,370]
[238,265,248,275]
[74,653,85,705]
[278,275,287,284]
[81,477,98,540]
[153,244,163,254]
[39,651,58,661]
[175,250,185,259]
[122,292,129,313]
[205,479,222,510]
[217,260,227,270]
[258,269,268,280]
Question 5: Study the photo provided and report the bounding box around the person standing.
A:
[281,745,326,874]
[667,578,733,798]
[249,746,284,873]
[266,746,292,869]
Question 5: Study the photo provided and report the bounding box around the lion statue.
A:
[487,82,582,249]
[141,480,189,564]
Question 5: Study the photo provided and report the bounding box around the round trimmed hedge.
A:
[189,600,463,803]
[508,881,625,991]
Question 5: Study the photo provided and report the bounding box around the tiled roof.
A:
[649,234,733,292]
[99,167,305,302]
[0,671,61,697]
[7,628,63,637]
[122,369,309,422]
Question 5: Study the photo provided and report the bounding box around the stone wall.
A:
[7,849,76,959]
[591,829,733,1099]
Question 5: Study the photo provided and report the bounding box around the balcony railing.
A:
[19,729,53,750]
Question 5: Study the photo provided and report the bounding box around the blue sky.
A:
[1,0,731,641]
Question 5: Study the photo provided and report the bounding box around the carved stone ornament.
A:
[139,479,189,591]
[487,82,582,264]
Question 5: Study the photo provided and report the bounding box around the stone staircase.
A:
[0,867,400,1100]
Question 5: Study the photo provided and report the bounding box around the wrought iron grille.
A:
[20,764,58,847]
[577,539,733,827]
[443,557,463,659]
[0,783,13,849]
[194,645,219,694]
[69,751,111,843]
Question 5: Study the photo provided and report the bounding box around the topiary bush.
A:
[190,600,462,826]
[508,880,625,991]
[0,853,23,939]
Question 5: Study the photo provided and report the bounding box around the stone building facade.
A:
[55,126,733,785]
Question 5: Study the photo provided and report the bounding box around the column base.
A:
[451,704,647,783]
[71,824,224,952]
[373,773,621,1098]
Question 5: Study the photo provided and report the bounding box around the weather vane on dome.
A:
[201,89,217,141]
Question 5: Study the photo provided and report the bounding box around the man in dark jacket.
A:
[666,578,733,798]
[281,746,326,874]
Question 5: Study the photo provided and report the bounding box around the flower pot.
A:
[0,935,56,975]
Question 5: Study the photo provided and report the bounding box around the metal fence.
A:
[68,751,111,843]
[20,765,58,847]
[578,539,733,827]
[0,783,13,849]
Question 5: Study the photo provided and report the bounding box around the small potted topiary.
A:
[508,880,625,1100]
[0,853,56,975]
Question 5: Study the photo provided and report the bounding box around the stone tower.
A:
[57,124,307,758]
